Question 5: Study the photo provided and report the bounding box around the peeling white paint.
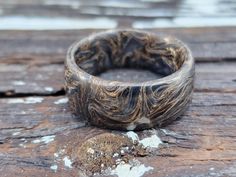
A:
[54,153,59,158]
[126,131,139,142]
[54,97,68,104]
[21,111,26,114]
[139,134,162,148]
[32,135,55,144]
[110,160,153,177]
[44,87,54,92]
[113,153,119,157]
[19,143,26,148]
[8,97,44,104]
[12,81,26,86]
[126,130,162,148]
[63,156,73,168]
[50,164,58,172]
[12,132,20,136]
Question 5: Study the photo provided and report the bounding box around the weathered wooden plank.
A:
[1,28,236,64]
[0,62,235,95]
[0,0,180,19]
[0,92,236,176]
[0,0,235,19]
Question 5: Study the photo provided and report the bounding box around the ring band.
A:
[65,30,195,130]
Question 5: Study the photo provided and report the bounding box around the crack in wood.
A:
[0,89,65,98]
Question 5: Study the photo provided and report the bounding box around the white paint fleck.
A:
[12,81,26,86]
[87,148,95,154]
[32,135,55,144]
[54,153,59,158]
[44,87,54,92]
[139,134,162,148]
[210,167,215,171]
[110,160,153,177]
[126,130,162,148]
[21,111,26,114]
[63,156,73,168]
[8,97,44,104]
[12,132,20,136]
[50,164,58,172]
[54,97,68,104]
[126,131,139,142]
[19,143,26,148]
[113,153,119,157]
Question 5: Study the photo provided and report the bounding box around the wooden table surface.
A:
[0,0,236,177]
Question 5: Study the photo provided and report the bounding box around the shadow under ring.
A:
[65,29,195,131]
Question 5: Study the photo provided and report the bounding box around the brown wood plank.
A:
[0,62,235,95]
[0,92,236,176]
[1,28,236,65]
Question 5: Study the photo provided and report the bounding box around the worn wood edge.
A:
[0,62,235,96]
[0,92,236,176]
[1,27,236,63]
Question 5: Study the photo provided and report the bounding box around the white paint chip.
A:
[110,160,153,177]
[139,134,162,148]
[54,153,59,158]
[63,156,73,168]
[126,130,162,148]
[113,153,119,157]
[32,135,55,144]
[44,87,54,92]
[8,97,44,104]
[54,97,68,104]
[50,164,58,172]
[12,81,26,86]
[126,131,139,142]
[12,132,20,136]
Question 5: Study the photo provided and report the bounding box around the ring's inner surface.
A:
[74,31,187,81]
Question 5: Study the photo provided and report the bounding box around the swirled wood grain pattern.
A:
[65,30,194,130]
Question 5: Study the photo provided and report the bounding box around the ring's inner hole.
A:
[74,31,186,82]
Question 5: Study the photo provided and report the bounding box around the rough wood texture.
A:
[1,0,236,176]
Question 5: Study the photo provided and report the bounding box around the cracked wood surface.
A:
[0,0,236,176]
[0,28,236,177]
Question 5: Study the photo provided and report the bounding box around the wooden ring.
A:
[65,29,195,130]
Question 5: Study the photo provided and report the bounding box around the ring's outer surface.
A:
[65,30,195,131]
